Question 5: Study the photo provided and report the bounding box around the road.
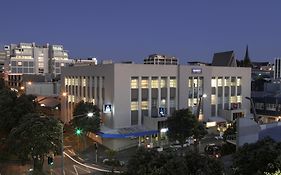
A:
[45,149,120,175]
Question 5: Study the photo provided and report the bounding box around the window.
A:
[218,77,223,86]
[82,77,86,87]
[17,61,22,66]
[131,101,138,111]
[141,101,148,110]
[211,95,216,105]
[211,77,216,87]
[170,99,175,108]
[237,77,241,86]
[65,78,68,85]
[141,78,148,88]
[38,63,44,68]
[224,77,230,86]
[170,77,177,88]
[237,96,242,103]
[131,78,138,89]
[188,77,192,88]
[161,78,167,88]
[151,78,159,88]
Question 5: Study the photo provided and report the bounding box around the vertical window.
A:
[131,101,138,111]
[217,77,223,86]
[141,101,148,110]
[170,77,177,88]
[141,78,148,88]
[161,77,167,88]
[237,77,241,86]
[151,78,159,88]
[211,77,216,87]
[131,77,138,89]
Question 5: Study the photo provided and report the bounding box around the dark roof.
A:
[259,125,281,142]
[212,51,237,67]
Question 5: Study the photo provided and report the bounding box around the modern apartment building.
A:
[5,42,72,77]
[144,54,178,65]
[61,63,251,150]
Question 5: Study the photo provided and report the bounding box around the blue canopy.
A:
[98,130,159,138]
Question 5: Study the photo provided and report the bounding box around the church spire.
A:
[243,45,251,67]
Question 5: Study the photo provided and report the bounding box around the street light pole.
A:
[61,123,65,175]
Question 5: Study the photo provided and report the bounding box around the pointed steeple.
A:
[244,45,249,60]
[243,45,251,67]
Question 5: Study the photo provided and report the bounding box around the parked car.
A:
[204,144,221,158]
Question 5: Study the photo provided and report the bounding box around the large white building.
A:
[61,63,251,150]
[5,42,72,77]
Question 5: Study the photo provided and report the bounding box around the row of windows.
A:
[131,77,177,89]
[211,77,241,87]
[11,61,34,67]
[65,76,105,88]
[211,95,242,105]
[131,99,176,111]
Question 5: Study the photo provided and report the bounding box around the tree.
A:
[70,101,101,149]
[0,89,36,132]
[167,109,197,148]
[71,101,101,133]
[193,122,208,152]
[125,147,224,175]
[233,137,281,175]
[8,114,62,174]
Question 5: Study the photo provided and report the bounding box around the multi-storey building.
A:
[61,63,251,150]
[5,42,72,77]
[144,54,178,65]
[274,58,281,79]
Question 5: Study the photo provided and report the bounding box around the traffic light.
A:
[75,128,82,135]
[48,156,54,165]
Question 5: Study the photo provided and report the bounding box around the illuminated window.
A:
[82,77,86,87]
[237,77,241,86]
[230,96,236,103]
[170,78,177,88]
[211,95,216,105]
[74,77,79,86]
[237,96,242,103]
[131,78,138,89]
[211,77,216,87]
[218,77,223,86]
[151,78,159,88]
[70,78,75,85]
[17,61,22,66]
[61,63,65,67]
[38,63,44,68]
[141,101,148,110]
[131,101,138,111]
[161,78,167,88]
[65,77,68,85]
[141,78,148,88]
[188,77,192,88]
[224,77,230,86]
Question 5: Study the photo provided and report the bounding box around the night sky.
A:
[0,0,280,63]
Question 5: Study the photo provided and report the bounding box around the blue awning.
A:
[98,130,159,138]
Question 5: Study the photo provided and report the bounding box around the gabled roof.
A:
[212,51,237,67]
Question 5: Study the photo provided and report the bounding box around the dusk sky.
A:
[0,0,280,63]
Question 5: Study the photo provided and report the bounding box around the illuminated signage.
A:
[103,104,112,113]
[159,107,166,117]
[191,68,202,74]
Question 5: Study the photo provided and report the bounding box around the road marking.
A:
[73,165,91,174]
[64,152,121,173]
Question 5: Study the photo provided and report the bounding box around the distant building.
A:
[144,54,178,65]
[274,58,281,79]
[212,51,237,67]
[5,42,72,77]
[188,61,210,66]
[72,58,98,66]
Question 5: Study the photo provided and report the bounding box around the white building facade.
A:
[5,43,72,77]
[61,64,251,150]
